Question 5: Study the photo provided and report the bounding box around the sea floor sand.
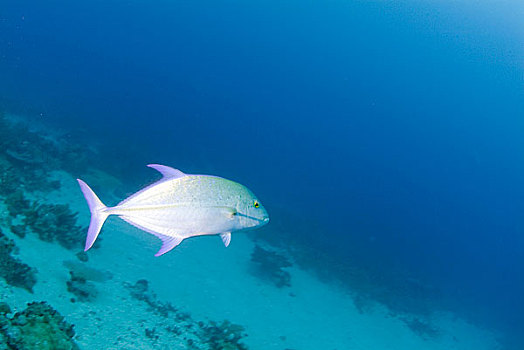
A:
[1,170,502,350]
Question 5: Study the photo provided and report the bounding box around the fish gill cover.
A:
[0,0,523,349]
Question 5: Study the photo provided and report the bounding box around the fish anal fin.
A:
[155,235,183,257]
[147,164,186,179]
[220,232,231,247]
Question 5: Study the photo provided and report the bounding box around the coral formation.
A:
[0,114,99,254]
[23,202,86,250]
[0,112,93,179]
[4,190,30,218]
[124,279,177,318]
[0,303,11,315]
[250,245,292,288]
[198,320,248,350]
[125,279,250,349]
[0,162,19,196]
[145,327,159,341]
[0,301,79,350]
[2,188,88,251]
[0,229,37,293]
[9,225,26,239]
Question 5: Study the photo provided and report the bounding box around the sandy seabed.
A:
[0,169,502,350]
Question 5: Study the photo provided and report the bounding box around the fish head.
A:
[235,187,269,230]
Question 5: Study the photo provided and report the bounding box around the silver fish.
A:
[77,164,269,256]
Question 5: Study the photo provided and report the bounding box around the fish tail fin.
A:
[77,179,110,251]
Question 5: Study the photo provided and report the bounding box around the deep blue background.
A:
[1,0,523,345]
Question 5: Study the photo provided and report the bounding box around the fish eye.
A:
[254,200,260,208]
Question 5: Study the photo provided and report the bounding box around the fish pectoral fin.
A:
[154,234,183,257]
[216,206,237,219]
[220,232,231,247]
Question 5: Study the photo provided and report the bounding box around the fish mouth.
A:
[236,212,269,225]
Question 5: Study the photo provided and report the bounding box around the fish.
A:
[77,164,269,256]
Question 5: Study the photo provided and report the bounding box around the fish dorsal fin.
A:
[220,232,231,247]
[154,234,183,257]
[147,164,186,179]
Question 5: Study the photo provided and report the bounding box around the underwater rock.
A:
[62,260,112,283]
[250,245,292,288]
[0,301,79,350]
[0,229,37,293]
[66,271,98,302]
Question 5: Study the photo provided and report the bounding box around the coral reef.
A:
[0,303,11,315]
[9,225,26,239]
[0,301,79,350]
[0,229,37,293]
[250,245,292,288]
[198,320,248,350]
[2,188,88,251]
[0,151,59,196]
[0,112,93,179]
[124,279,177,318]
[125,279,249,349]
[0,114,97,253]
[4,190,30,218]
[145,327,159,341]
[23,202,85,250]
[0,158,21,197]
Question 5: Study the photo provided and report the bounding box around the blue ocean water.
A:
[1,0,523,349]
